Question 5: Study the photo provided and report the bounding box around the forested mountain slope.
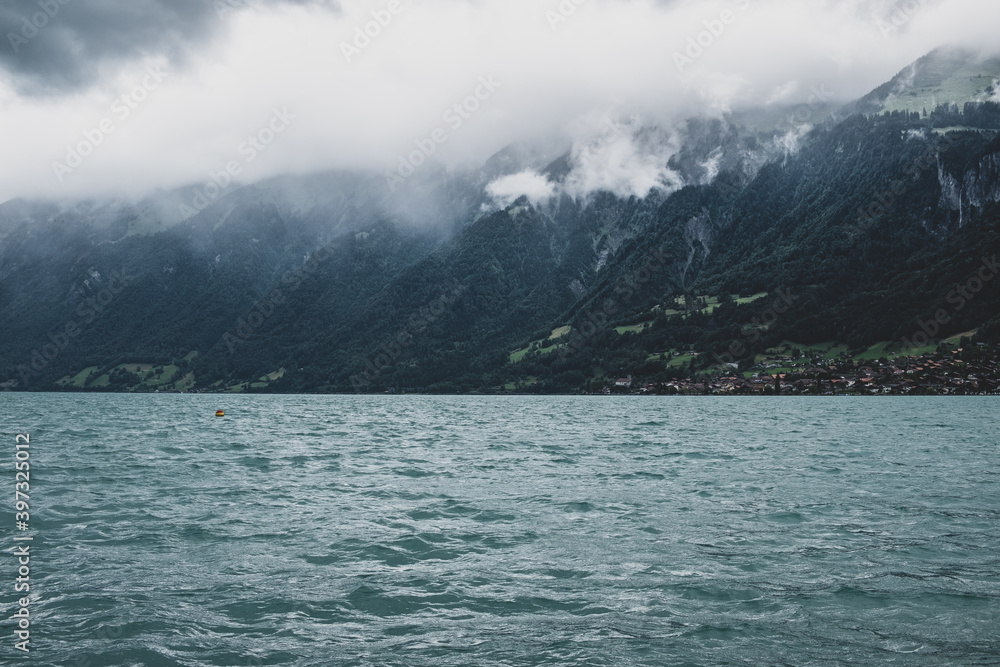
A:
[2,49,999,393]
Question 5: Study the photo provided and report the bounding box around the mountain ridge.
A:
[3,47,1000,393]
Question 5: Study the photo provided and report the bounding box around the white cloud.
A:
[778,124,812,156]
[700,147,723,184]
[2,0,1000,203]
[563,116,684,200]
[486,170,556,206]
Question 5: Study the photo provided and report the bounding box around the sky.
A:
[1,0,998,203]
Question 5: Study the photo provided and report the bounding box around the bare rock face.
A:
[676,208,712,290]
[937,160,964,222]
[965,152,1000,208]
[937,151,1000,229]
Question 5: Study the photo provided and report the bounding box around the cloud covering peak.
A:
[1,0,999,203]
[487,171,557,207]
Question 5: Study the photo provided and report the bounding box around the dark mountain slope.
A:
[3,49,1000,393]
[497,112,1000,390]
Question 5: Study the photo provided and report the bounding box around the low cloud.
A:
[1,0,999,203]
[562,116,684,200]
[487,170,556,206]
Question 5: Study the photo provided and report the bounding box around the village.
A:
[604,343,1000,395]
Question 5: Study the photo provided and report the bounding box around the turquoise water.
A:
[3,395,999,666]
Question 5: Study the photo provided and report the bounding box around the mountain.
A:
[847,47,1000,118]
[2,48,1000,394]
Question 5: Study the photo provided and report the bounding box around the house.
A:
[615,376,632,388]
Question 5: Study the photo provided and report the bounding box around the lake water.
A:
[3,395,999,666]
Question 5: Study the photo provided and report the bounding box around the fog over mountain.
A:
[3,0,1000,396]
[5,6,1000,662]
[2,0,1000,204]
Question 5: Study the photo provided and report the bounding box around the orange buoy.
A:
[215,410,225,417]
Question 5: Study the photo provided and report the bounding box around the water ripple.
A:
[2,394,998,666]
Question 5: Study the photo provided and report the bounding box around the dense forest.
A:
[2,50,1000,394]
